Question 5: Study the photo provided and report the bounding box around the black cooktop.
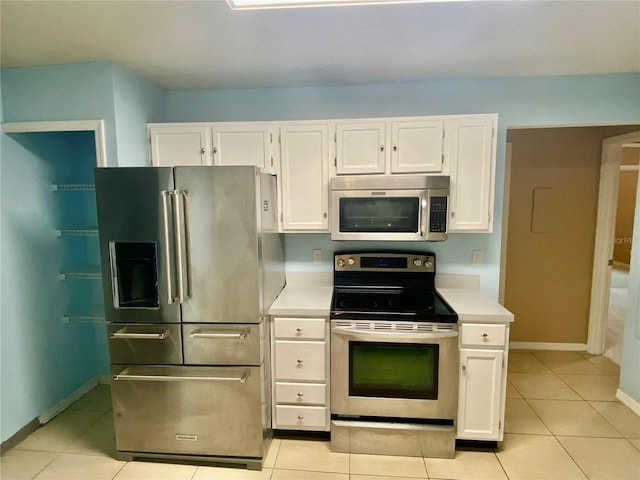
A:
[331,288,458,323]
[330,251,458,323]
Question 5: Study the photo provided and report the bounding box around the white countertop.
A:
[268,273,333,316]
[438,288,514,323]
[268,274,514,323]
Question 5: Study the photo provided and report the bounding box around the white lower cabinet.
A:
[457,322,509,442]
[271,317,330,431]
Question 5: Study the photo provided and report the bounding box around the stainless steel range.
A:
[330,252,458,458]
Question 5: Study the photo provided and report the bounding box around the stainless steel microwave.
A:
[330,175,449,241]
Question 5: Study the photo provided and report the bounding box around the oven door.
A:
[331,189,429,241]
[331,321,458,420]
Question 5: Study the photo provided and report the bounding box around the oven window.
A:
[339,197,420,233]
[349,341,438,399]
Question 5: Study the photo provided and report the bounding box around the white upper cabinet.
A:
[335,122,386,174]
[390,119,444,173]
[148,124,212,166]
[279,123,330,231]
[211,123,275,174]
[446,114,497,232]
[334,117,447,175]
[147,113,497,234]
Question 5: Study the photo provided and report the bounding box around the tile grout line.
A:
[491,449,511,480]
[515,358,628,480]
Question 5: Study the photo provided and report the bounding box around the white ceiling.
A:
[1,0,639,91]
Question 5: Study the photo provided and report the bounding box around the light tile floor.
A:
[1,351,639,480]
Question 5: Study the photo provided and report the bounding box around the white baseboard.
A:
[38,376,99,425]
[615,389,640,416]
[509,342,588,351]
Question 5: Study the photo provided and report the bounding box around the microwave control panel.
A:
[429,197,448,233]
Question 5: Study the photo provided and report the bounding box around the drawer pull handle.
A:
[297,415,304,420]
[482,333,488,338]
[462,365,466,372]
[297,392,304,397]
[297,359,304,364]
[111,329,169,340]
[190,331,247,339]
[296,328,303,332]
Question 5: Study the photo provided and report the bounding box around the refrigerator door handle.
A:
[161,190,176,304]
[172,190,191,304]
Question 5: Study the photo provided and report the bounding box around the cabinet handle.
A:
[393,144,397,151]
[462,365,466,372]
[380,145,384,152]
[296,328,303,332]
[297,415,304,420]
[297,359,304,364]
[212,146,218,154]
[297,392,304,397]
[200,147,205,155]
[451,211,455,218]
[482,333,488,338]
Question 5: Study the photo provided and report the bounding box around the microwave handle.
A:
[420,194,429,238]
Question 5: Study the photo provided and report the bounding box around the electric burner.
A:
[330,252,457,324]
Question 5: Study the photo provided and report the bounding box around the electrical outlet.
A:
[313,249,322,264]
[472,250,483,266]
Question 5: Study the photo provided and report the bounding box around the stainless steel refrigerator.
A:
[95,166,284,470]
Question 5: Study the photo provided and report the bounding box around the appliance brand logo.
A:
[175,434,198,442]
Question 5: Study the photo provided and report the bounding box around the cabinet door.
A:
[212,123,274,173]
[279,124,330,231]
[336,122,386,174]
[457,349,503,441]
[148,124,211,167]
[447,116,496,232]
[391,119,444,173]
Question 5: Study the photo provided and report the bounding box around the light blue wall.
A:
[1,62,164,443]
[111,64,164,166]
[2,63,119,166]
[0,131,103,442]
[163,73,640,297]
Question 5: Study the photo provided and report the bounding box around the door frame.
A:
[2,120,107,167]
[587,131,640,354]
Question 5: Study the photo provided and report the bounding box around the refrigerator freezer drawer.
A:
[108,324,182,365]
[182,323,262,366]
[111,365,266,458]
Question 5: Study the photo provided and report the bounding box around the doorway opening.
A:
[591,139,640,363]
[501,125,640,357]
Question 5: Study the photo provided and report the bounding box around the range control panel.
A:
[334,253,435,273]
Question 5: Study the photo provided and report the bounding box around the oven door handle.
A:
[332,326,458,340]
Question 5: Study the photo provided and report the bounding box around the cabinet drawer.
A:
[108,324,182,365]
[274,341,326,381]
[275,382,326,405]
[183,323,261,366]
[274,317,326,340]
[275,405,327,429]
[460,324,506,348]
